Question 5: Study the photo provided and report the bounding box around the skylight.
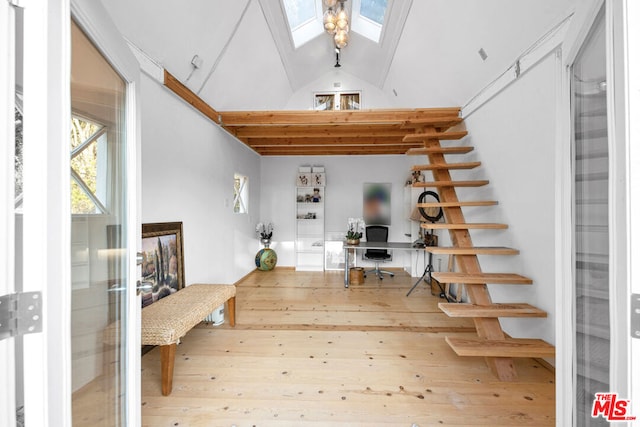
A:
[282,0,389,48]
[282,0,324,48]
[351,0,388,43]
[360,0,387,25]
[283,0,316,29]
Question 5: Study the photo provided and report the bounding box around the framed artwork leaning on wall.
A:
[140,222,185,308]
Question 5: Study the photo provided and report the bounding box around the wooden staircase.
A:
[403,115,554,381]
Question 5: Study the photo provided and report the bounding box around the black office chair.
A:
[363,225,394,280]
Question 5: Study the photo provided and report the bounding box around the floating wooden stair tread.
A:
[412,162,481,171]
[413,180,489,188]
[430,272,533,285]
[416,201,498,208]
[424,246,519,255]
[438,303,547,318]
[445,337,555,358]
[406,146,474,156]
[403,130,468,142]
[401,117,463,130]
[421,222,508,230]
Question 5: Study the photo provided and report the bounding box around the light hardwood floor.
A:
[141,268,555,426]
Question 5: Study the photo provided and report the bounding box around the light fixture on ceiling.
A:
[323,0,350,54]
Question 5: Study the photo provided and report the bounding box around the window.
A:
[14,100,110,215]
[233,173,249,214]
[571,10,610,424]
[314,91,361,110]
[359,0,387,24]
[282,0,324,48]
[281,0,389,48]
[351,0,388,43]
[283,0,316,29]
[70,115,109,214]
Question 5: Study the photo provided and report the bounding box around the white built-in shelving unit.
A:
[295,168,326,271]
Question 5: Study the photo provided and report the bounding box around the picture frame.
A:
[296,172,312,187]
[312,172,326,187]
[140,222,185,308]
[363,183,391,225]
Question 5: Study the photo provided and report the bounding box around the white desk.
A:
[343,241,420,288]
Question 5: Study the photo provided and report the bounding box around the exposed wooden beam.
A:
[159,75,464,156]
[219,108,461,126]
[163,70,220,124]
[233,125,410,139]
[256,145,413,156]
[245,137,421,147]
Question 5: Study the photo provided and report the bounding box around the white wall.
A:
[460,52,559,347]
[260,155,414,268]
[285,69,394,110]
[135,17,560,351]
[140,73,261,285]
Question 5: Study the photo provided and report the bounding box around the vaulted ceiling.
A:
[102,0,575,155]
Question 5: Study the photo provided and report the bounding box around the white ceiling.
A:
[102,0,575,111]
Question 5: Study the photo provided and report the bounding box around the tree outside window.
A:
[70,115,108,214]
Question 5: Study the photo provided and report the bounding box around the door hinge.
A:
[632,294,640,340]
[0,291,43,341]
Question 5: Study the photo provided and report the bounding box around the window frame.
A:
[233,173,249,214]
[70,113,110,215]
[351,0,388,43]
[313,91,362,110]
[281,0,324,48]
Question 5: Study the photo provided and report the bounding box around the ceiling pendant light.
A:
[323,8,337,33]
[334,29,349,49]
[323,0,349,62]
[335,5,349,30]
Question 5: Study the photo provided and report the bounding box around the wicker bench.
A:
[141,283,236,395]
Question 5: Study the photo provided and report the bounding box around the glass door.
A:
[571,8,609,426]
[69,20,131,425]
[2,1,20,425]
[4,1,139,424]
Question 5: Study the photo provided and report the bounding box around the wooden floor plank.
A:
[127,269,555,425]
